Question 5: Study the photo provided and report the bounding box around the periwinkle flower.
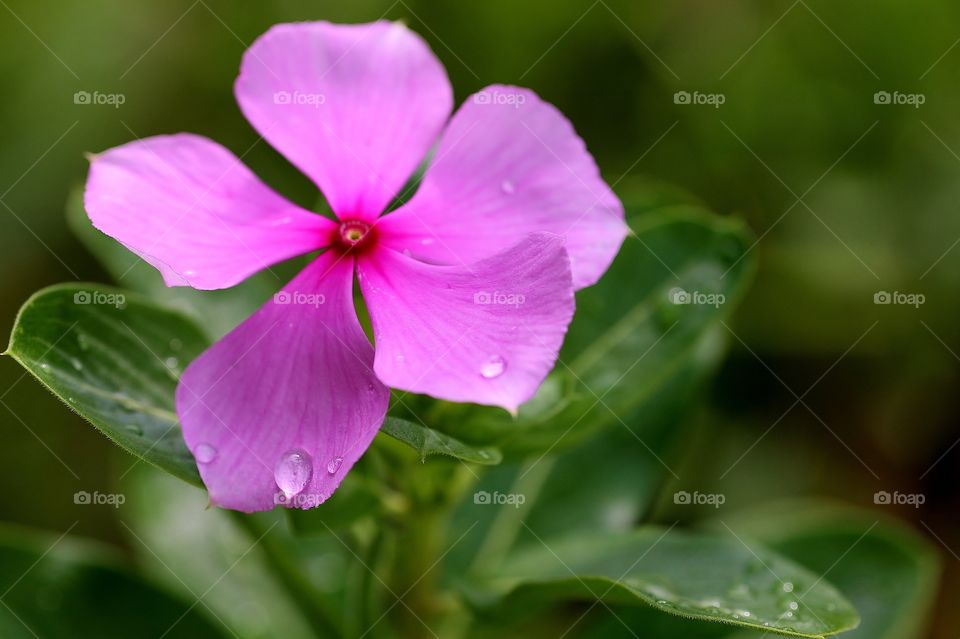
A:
[84,21,626,511]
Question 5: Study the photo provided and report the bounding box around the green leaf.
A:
[380,416,503,465]
[5,283,207,486]
[472,526,859,638]
[717,501,941,639]
[0,524,228,638]
[438,204,754,455]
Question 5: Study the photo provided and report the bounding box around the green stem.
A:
[229,512,344,639]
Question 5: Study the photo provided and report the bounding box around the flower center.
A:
[336,219,376,253]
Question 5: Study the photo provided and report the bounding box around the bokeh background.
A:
[1,0,959,636]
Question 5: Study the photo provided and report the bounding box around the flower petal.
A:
[235,21,453,220]
[176,251,389,512]
[358,233,574,412]
[84,134,334,290]
[379,85,627,289]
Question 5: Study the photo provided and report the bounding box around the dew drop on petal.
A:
[420,237,434,246]
[500,179,516,194]
[480,355,506,379]
[195,443,217,464]
[326,456,343,474]
[275,449,313,498]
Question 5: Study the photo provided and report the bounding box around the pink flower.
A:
[83,21,626,512]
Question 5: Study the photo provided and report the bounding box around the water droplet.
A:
[125,424,143,436]
[326,456,343,474]
[788,601,798,611]
[782,582,794,593]
[70,358,83,371]
[195,443,217,464]
[40,363,50,371]
[275,449,313,497]
[480,355,506,379]
[500,179,516,194]
[420,237,434,246]
[169,338,183,351]
[165,357,178,369]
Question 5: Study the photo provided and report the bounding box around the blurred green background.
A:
[1,0,959,636]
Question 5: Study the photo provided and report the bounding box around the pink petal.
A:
[235,21,453,221]
[176,251,389,512]
[358,233,574,412]
[84,134,335,290]
[379,85,628,290]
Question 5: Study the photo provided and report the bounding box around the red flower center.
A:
[335,219,376,254]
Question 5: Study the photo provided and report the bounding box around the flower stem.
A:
[229,512,344,639]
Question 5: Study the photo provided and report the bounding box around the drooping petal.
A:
[176,251,389,512]
[235,21,453,221]
[358,233,574,412]
[84,134,335,290]
[379,85,627,289]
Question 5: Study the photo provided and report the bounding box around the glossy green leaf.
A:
[380,416,503,465]
[473,526,859,638]
[718,501,941,639]
[0,524,228,638]
[5,283,206,485]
